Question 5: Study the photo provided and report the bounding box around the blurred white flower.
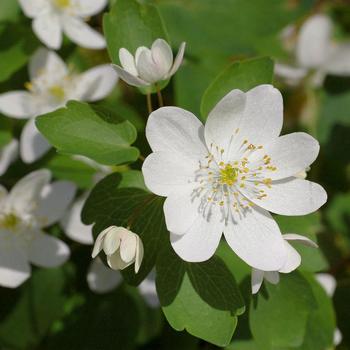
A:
[0,48,118,163]
[92,226,144,273]
[19,0,107,49]
[251,233,318,294]
[316,273,343,346]
[113,39,186,87]
[0,169,76,288]
[142,85,326,270]
[275,14,350,87]
[0,140,18,176]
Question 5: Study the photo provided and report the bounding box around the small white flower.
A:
[251,233,318,294]
[275,14,350,86]
[0,169,76,288]
[113,39,186,87]
[316,273,343,346]
[0,48,118,163]
[18,0,107,50]
[92,226,144,273]
[0,140,18,176]
[142,85,327,270]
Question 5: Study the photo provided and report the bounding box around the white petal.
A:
[0,91,37,119]
[107,251,132,270]
[75,65,118,101]
[29,48,68,83]
[135,46,149,65]
[142,152,198,196]
[296,14,333,69]
[146,107,207,159]
[264,271,280,284]
[251,268,264,294]
[278,241,301,273]
[73,0,107,17]
[135,235,144,273]
[138,271,159,307]
[283,233,318,248]
[316,273,336,297]
[251,178,327,216]
[274,63,307,86]
[0,140,19,176]
[18,0,48,17]
[119,233,137,263]
[112,64,149,87]
[151,39,173,77]
[167,42,186,78]
[170,205,224,262]
[248,132,320,180]
[62,16,106,49]
[163,184,201,234]
[119,48,138,76]
[60,194,94,245]
[223,207,287,271]
[205,85,283,162]
[87,258,122,294]
[324,42,350,76]
[27,231,70,268]
[103,229,122,255]
[36,181,76,227]
[20,118,51,163]
[7,169,51,213]
[334,328,342,346]
[0,241,31,288]
[92,226,114,258]
[137,48,164,83]
[33,12,62,50]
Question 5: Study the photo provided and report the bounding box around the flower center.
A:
[53,0,70,8]
[48,85,66,101]
[219,164,238,186]
[0,213,20,231]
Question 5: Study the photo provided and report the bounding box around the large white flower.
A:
[0,140,18,176]
[275,14,350,86]
[113,39,186,87]
[0,169,76,288]
[0,48,118,163]
[18,0,107,50]
[142,85,327,270]
[251,233,318,294]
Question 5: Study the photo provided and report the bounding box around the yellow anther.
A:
[219,201,224,206]
[24,82,33,91]
[54,0,70,8]
[219,164,239,186]
[0,213,20,231]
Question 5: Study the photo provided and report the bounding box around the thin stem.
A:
[156,83,164,107]
[146,93,152,114]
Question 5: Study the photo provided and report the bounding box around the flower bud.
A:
[92,226,144,273]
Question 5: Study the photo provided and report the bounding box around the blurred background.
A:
[0,0,349,349]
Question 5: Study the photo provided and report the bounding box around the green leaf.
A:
[200,57,274,118]
[0,0,20,22]
[298,273,336,350]
[36,101,139,166]
[326,192,350,235]
[156,242,245,346]
[45,154,97,189]
[0,268,67,350]
[275,213,329,272]
[103,0,168,64]
[249,272,317,349]
[0,116,12,148]
[82,173,167,285]
[0,23,38,82]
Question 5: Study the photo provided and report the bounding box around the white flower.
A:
[0,169,76,288]
[0,48,118,163]
[142,84,327,270]
[18,0,107,50]
[92,226,144,273]
[113,39,186,87]
[0,140,18,176]
[251,233,318,294]
[275,14,350,87]
[316,273,343,346]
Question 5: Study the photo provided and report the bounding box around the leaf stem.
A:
[156,83,164,107]
[146,93,153,114]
